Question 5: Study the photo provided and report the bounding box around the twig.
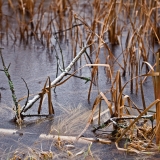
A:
[21,78,29,113]
[53,24,65,70]
[65,72,95,85]
[54,24,83,34]
[0,48,19,117]
[108,98,155,113]
[85,50,93,66]
[53,45,59,93]
[93,115,154,132]
[22,114,51,118]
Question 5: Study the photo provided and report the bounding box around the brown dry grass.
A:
[1,0,160,157]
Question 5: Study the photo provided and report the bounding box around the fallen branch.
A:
[21,40,93,112]
[0,128,111,144]
[40,134,111,144]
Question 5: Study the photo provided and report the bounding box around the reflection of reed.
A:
[0,0,158,54]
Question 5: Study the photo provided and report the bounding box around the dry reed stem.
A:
[142,53,160,144]
[87,58,99,102]
[115,142,155,154]
[40,134,111,145]
[148,121,160,147]
[155,51,160,144]
[77,95,101,139]
[8,0,15,10]
[100,92,113,116]
[116,99,160,144]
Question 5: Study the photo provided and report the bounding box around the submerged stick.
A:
[40,134,111,144]
[22,41,93,112]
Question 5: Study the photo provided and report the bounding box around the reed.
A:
[8,0,14,10]
[0,0,2,14]
[1,0,160,156]
[155,51,160,144]
[108,0,118,44]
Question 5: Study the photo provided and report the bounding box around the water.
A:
[0,0,159,159]
[0,40,157,160]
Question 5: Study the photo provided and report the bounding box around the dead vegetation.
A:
[0,0,160,158]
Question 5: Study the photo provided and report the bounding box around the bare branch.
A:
[21,77,30,113]
[21,40,93,111]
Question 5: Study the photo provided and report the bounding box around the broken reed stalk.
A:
[93,114,154,132]
[108,0,118,44]
[144,50,160,145]
[155,50,160,144]
[40,134,111,144]
[21,40,93,112]
[37,76,54,115]
[0,48,19,119]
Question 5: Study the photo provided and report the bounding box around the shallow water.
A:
[0,41,157,160]
[0,0,159,159]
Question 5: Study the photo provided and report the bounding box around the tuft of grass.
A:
[51,104,91,136]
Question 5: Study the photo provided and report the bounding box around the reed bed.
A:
[0,0,160,158]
